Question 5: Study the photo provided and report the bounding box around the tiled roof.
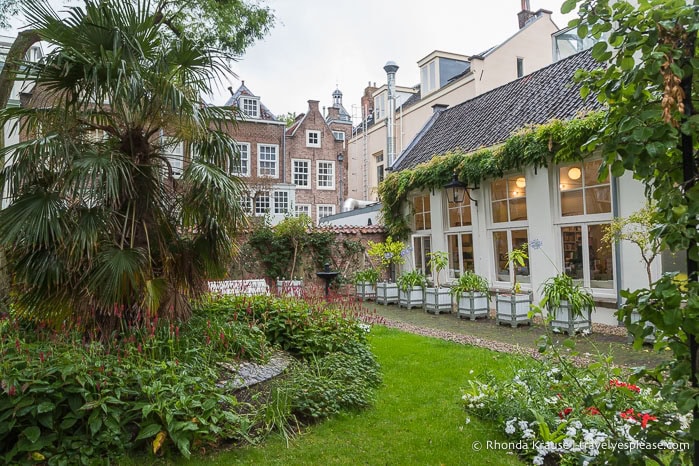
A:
[314,225,386,235]
[392,49,604,171]
[224,82,277,121]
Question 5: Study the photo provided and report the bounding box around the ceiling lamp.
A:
[515,177,526,188]
[568,167,582,180]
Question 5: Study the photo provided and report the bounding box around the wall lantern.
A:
[444,171,479,206]
[568,166,582,180]
[515,177,526,188]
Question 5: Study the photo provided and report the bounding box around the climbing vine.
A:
[378,112,605,238]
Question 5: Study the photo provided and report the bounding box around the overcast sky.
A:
[4,1,576,122]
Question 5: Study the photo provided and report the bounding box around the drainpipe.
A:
[384,61,399,167]
[611,175,623,322]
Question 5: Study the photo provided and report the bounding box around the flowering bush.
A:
[461,358,690,465]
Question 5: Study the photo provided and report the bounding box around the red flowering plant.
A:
[461,301,690,465]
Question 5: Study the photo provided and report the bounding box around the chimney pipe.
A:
[384,61,399,167]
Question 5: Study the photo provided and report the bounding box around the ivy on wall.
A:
[378,112,605,239]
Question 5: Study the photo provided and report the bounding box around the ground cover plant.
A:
[0,294,381,464]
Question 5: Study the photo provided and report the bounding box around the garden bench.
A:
[208,279,269,296]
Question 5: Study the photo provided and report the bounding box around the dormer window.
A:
[240,97,259,118]
[420,60,437,95]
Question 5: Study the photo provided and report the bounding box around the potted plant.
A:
[541,273,594,335]
[352,268,380,301]
[424,251,452,314]
[367,237,406,305]
[451,271,491,320]
[397,270,427,309]
[495,244,532,327]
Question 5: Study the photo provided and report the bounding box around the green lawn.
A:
[184,326,527,465]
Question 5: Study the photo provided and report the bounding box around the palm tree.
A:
[0,0,247,334]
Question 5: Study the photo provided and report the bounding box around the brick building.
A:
[224,83,351,224]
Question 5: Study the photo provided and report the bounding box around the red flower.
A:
[585,406,601,416]
[640,413,657,428]
[609,379,641,393]
[8,385,16,396]
[558,407,573,419]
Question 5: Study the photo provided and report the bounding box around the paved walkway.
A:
[360,302,668,368]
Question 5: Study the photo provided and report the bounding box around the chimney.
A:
[384,61,399,167]
[432,103,448,113]
[327,106,340,120]
[308,100,320,113]
[518,0,534,29]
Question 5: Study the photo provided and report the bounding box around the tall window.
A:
[240,97,259,118]
[375,152,385,184]
[447,233,474,279]
[491,175,527,223]
[558,160,614,290]
[161,137,183,178]
[559,160,611,216]
[292,159,310,188]
[420,60,437,95]
[254,192,270,215]
[516,57,524,78]
[231,142,250,176]
[413,235,432,275]
[306,130,321,148]
[447,197,472,228]
[258,144,278,177]
[316,161,335,189]
[273,191,289,214]
[493,229,530,284]
[241,195,252,214]
[413,194,431,231]
[317,204,336,221]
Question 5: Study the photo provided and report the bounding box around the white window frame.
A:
[292,159,311,189]
[273,191,289,215]
[412,193,432,232]
[257,144,279,178]
[306,130,321,148]
[412,234,432,277]
[295,204,311,218]
[316,160,335,190]
[240,97,259,118]
[489,174,528,226]
[446,232,475,280]
[491,228,531,287]
[231,142,250,177]
[332,131,345,141]
[555,160,615,295]
[254,191,270,215]
[161,136,184,179]
[316,204,336,222]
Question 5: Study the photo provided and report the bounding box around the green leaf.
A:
[561,0,577,14]
[620,56,634,71]
[37,401,55,414]
[22,426,41,443]
[136,423,162,440]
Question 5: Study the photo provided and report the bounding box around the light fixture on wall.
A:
[444,171,479,206]
[567,166,582,180]
[515,177,526,188]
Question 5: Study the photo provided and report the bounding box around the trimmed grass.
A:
[183,326,527,465]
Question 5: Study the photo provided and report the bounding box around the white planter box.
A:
[456,292,490,320]
[355,282,376,301]
[549,300,592,335]
[399,286,424,309]
[628,310,657,344]
[376,282,399,305]
[276,280,303,297]
[495,293,532,327]
[425,287,452,314]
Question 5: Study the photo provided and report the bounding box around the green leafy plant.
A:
[426,251,448,288]
[450,271,490,298]
[540,273,594,318]
[352,268,380,285]
[506,244,528,294]
[275,215,312,280]
[367,237,406,282]
[396,270,427,293]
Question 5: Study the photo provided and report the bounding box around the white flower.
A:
[572,420,582,429]
[562,438,575,450]
[518,420,529,430]
[505,424,516,435]
[583,461,590,466]
[465,417,471,424]
[522,428,535,439]
[532,456,545,465]
[469,369,474,374]
[566,426,577,437]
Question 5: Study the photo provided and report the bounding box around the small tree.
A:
[426,251,448,288]
[275,214,312,279]
[602,204,661,288]
[367,236,405,281]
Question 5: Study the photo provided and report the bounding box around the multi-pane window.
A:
[292,159,310,188]
[317,204,336,221]
[161,137,184,178]
[420,60,437,95]
[241,195,252,214]
[413,235,432,275]
[447,197,472,228]
[295,204,311,218]
[447,233,474,279]
[258,144,278,177]
[231,142,250,176]
[316,161,335,189]
[491,175,527,223]
[561,224,613,289]
[240,97,259,118]
[493,229,530,284]
[559,160,611,217]
[413,194,431,231]
[375,152,385,184]
[273,191,289,214]
[254,192,270,215]
[306,130,321,148]
[332,131,345,141]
